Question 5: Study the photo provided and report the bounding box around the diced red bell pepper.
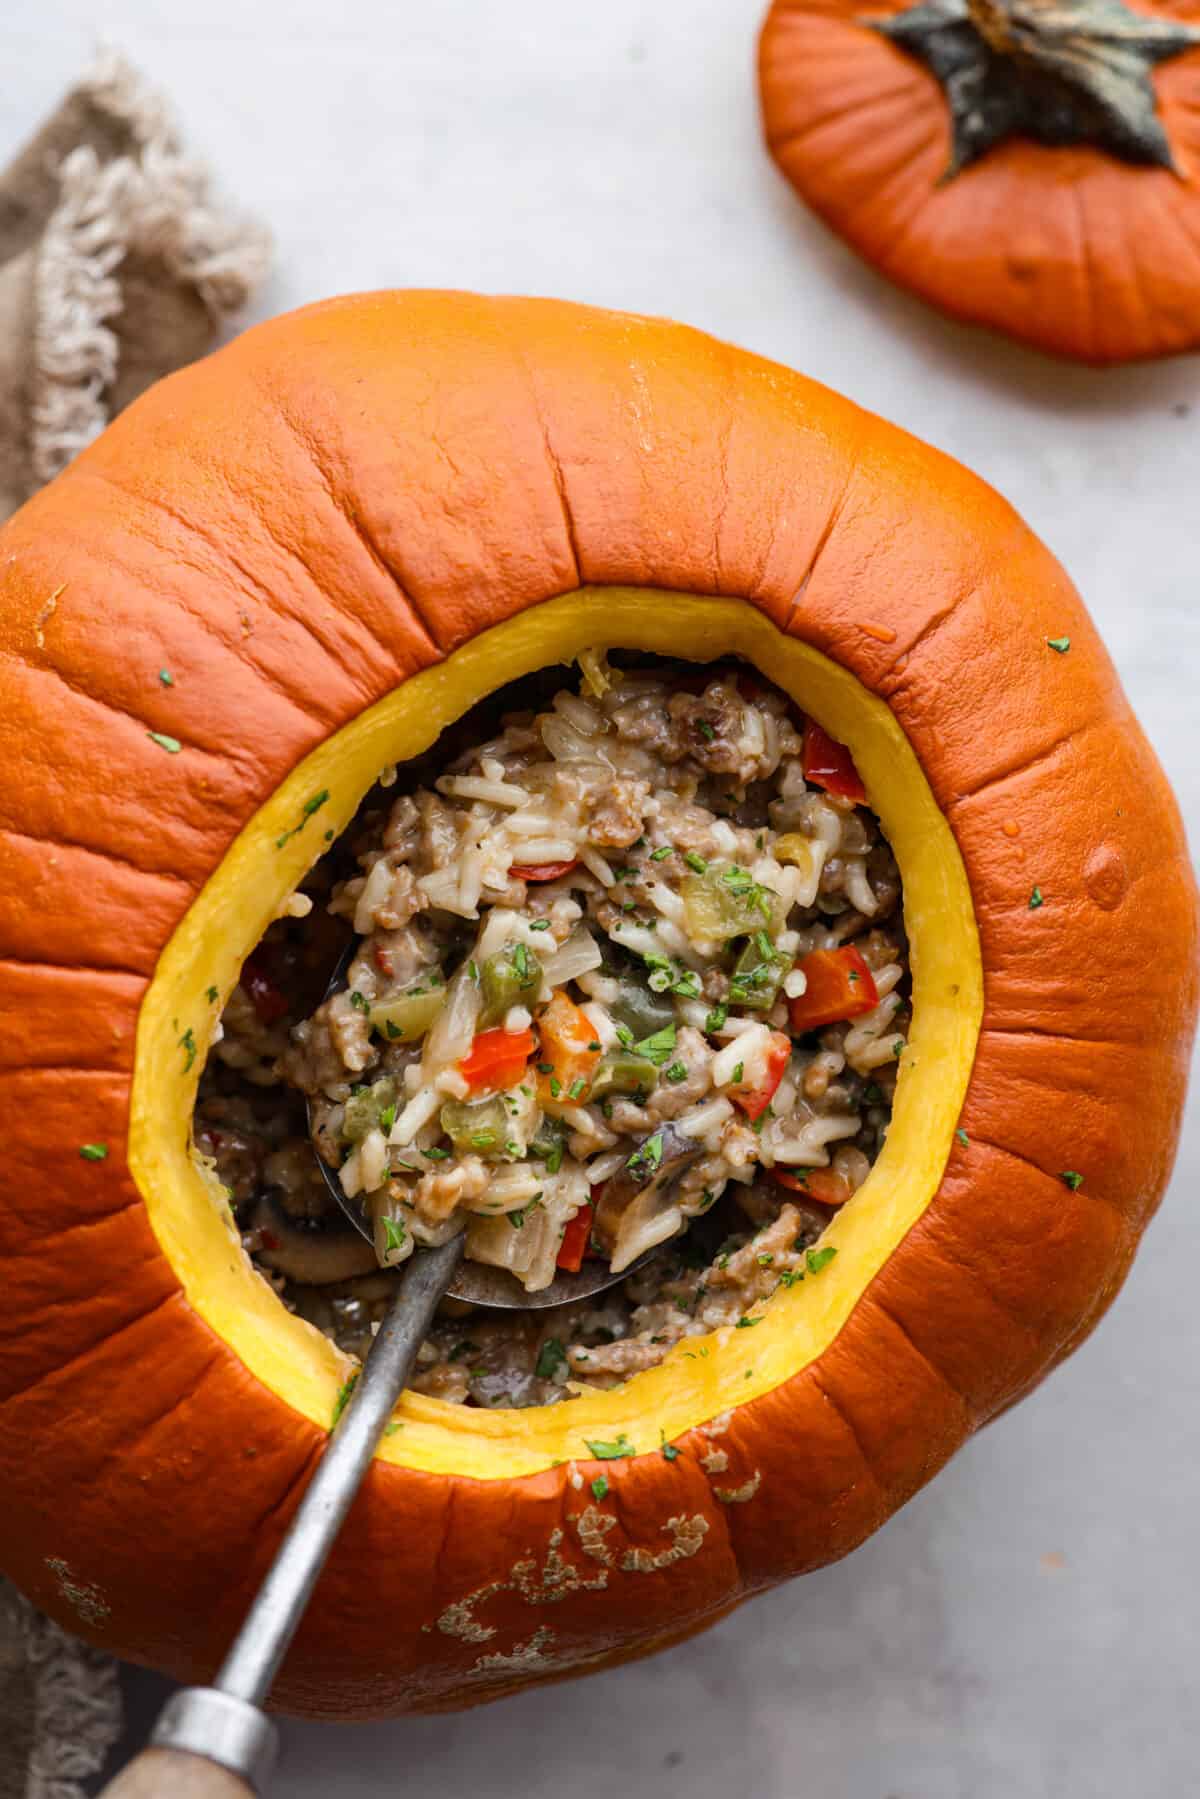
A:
[728,1031,792,1123]
[241,955,289,1025]
[457,1026,536,1094]
[773,1167,852,1207]
[557,1199,596,1272]
[511,859,579,882]
[788,946,879,1033]
[803,720,866,804]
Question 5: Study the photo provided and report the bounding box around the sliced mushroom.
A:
[592,1122,704,1273]
[247,1189,378,1285]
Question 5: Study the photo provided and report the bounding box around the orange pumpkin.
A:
[0,292,1194,1718]
[758,0,1200,362]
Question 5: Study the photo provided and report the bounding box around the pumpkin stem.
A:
[870,0,1200,177]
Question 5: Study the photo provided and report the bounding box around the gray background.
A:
[5,3,1198,1795]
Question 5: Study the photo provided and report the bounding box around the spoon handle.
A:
[99,1236,464,1797]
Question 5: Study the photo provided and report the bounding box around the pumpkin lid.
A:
[758,0,1200,362]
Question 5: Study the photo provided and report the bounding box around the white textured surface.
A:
[4,3,1198,1795]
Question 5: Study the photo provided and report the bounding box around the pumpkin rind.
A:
[758,0,1200,362]
[0,292,1194,1717]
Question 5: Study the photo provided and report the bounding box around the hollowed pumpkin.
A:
[758,0,1200,362]
[0,291,1194,1718]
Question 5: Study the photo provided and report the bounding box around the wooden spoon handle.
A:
[98,1745,255,1798]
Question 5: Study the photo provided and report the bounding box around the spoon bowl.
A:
[307,945,655,1310]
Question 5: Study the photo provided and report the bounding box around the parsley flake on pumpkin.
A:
[585,1434,635,1461]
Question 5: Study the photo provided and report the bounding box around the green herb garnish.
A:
[956,1127,969,1147]
[381,1216,407,1253]
[79,1143,108,1161]
[536,1338,568,1380]
[1029,886,1045,909]
[331,1372,359,1427]
[1046,636,1071,654]
[806,1246,838,1275]
[1059,1170,1084,1190]
[275,788,330,849]
[147,731,181,754]
[635,1023,677,1067]
[590,1475,610,1501]
[585,1434,636,1460]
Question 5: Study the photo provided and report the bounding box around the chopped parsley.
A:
[1029,885,1045,909]
[590,1475,610,1501]
[955,1127,969,1147]
[585,1433,636,1461]
[660,1431,681,1462]
[1059,1170,1084,1191]
[349,989,371,1014]
[705,1002,728,1035]
[275,788,330,849]
[664,1060,688,1083]
[735,1315,761,1330]
[331,1372,359,1427]
[806,1246,838,1275]
[635,1023,677,1066]
[626,1131,665,1181]
[381,1216,407,1253]
[205,985,219,1004]
[179,1026,197,1071]
[380,1103,397,1133]
[1046,636,1071,654]
[892,1039,904,1059]
[535,1338,568,1380]
[147,731,181,755]
[79,1143,108,1161]
[158,668,174,686]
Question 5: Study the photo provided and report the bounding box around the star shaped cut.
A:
[866,0,1200,176]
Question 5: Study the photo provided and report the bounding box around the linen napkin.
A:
[0,48,270,1795]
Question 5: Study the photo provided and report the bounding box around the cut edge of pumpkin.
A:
[128,589,983,1478]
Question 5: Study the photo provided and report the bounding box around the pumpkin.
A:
[758,0,1200,362]
[0,292,1194,1719]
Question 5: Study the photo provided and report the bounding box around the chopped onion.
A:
[539,926,602,988]
[419,965,480,1079]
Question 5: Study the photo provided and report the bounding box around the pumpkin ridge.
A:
[867,1290,979,1412]
[3,1287,178,1406]
[951,718,1085,800]
[5,653,218,763]
[1,825,193,892]
[507,345,586,590]
[967,1129,1129,1222]
[267,393,449,661]
[805,1370,890,1498]
[7,1197,146,1254]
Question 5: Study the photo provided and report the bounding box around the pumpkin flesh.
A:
[132,589,982,1478]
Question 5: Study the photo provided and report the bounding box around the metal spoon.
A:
[99,949,665,1797]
